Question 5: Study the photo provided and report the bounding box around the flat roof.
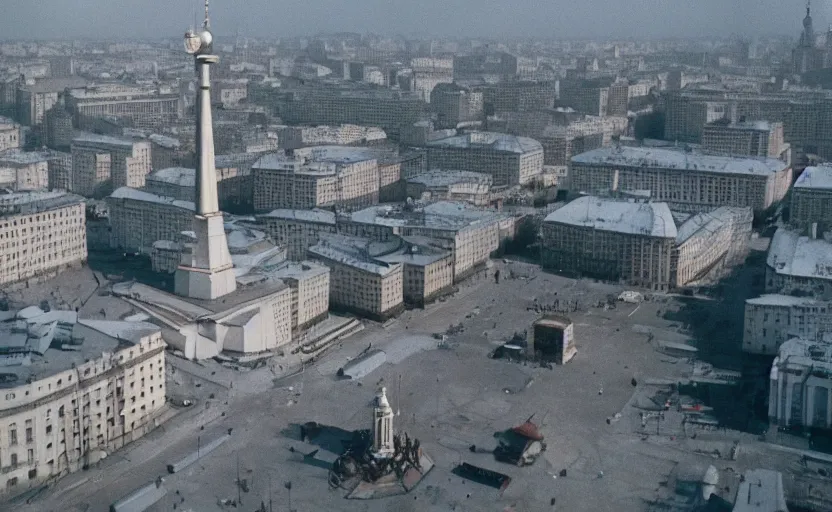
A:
[0,149,52,165]
[257,208,336,225]
[746,294,825,308]
[108,186,195,211]
[571,146,787,176]
[407,170,493,188]
[732,469,788,512]
[309,238,401,276]
[148,167,196,187]
[767,228,832,281]
[427,131,543,154]
[349,201,507,233]
[794,165,832,191]
[294,145,381,164]
[0,190,84,217]
[73,133,138,149]
[544,196,678,238]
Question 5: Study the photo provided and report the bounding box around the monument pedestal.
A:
[175,213,236,300]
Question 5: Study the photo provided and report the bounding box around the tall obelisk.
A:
[175,0,237,300]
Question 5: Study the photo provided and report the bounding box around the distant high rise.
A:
[792,2,832,74]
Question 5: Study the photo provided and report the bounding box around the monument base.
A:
[174,265,237,300]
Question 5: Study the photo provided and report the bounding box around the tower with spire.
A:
[175,0,238,300]
[372,387,395,457]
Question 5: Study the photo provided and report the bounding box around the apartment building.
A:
[0,150,50,191]
[410,57,454,103]
[272,261,331,331]
[769,338,832,430]
[71,134,152,197]
[374,237,455,306]
[766,228,832,299]
[252,147,379,212]
[279,88,426,136]
[790,165,832,230]
[342,201,511,282]
[278,124,387,149]
[0,191,86,287]
[701,120,790,162]
[144,163,253,213]
[569,146,792,214]
[43,105,73,151]
[149,134,182,171]
[540,197,678,291]
[405,170,492,206]
[15,77,86,126]
[0,122,20,152]
[477,80,556,113]
[65,85,180,131]
[672,207,753,287]
[744,295,832,355]
[255,209,337,260]
[0,318,166,499]
[426,131,544,186]
[430,83,484,129]
[106,187,194,255]
[559,78,611,116]
[308,234,404,321]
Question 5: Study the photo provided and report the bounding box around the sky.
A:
[2,0,830,41]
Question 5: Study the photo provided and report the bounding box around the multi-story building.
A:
[453,52,518,80]
[373,236,455,306]
[430,83,483,129]
[477,81,556,113]
[540,197,677,291]
[255,209,337,260]
[791,4,832,74]
[559,78,612,116]
[65,85,180,131]
[672,207,753,288]
[308,234,404,320]
[47,151,72,191]
[769,338,832,430]
[538,126,604,168]
[272,261,330,331]
[744,295,832,355]
[701,120,790,162]
[409,57,454,103]
[766,228,832,299]
[0,317,166,499]
[43,104,73,151]
[342,201,511,282]
[426,131,543,186]
[277,124,387,149]
[105,187,194,254]
[144,164,253,213]
[790,165,832,230]
[0,191,86,287]
[15,77,86,126]
[405,170,492,206]
[278,88,426,137]
[569,146,792,214]
[0,122,20,152]
[252,146,380,212]
[149,134,182,171]
[71,134,152,197]
[0,150,50,191]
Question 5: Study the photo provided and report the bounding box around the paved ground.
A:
[11,260,832,512]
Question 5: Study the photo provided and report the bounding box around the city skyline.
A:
[3,0,830,41]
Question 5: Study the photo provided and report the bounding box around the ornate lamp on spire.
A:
[175,0,237,300]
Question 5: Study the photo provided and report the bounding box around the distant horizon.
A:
[2,0,828,43]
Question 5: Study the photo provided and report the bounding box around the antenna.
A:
[204,0,211,29]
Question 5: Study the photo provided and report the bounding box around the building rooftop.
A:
[544,196,678,238]
[148,134,180,149]
[148,167,196,187]
[407,170,493,188]
[0,149,53,165]
[0,307,159,385]
[775,338,832,374]
[767,228,832,281]
[0,190,84,217]
[257,208,336,225]
[675,207,747,244]
[19,76,87,94]
[348,201,507,232]
[427,131,543,154]
[108,186,195,211]
[73,133,138,149]
[794,165,832,190]
[746,294,825,308]
[571,146,787,176]
[271,260,330,282]
[310,234,402,276]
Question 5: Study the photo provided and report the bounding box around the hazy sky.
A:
[3,0,830,41]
